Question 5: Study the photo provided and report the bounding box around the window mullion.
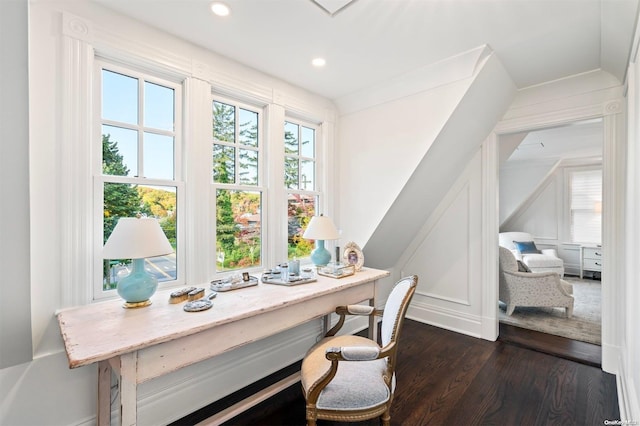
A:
[183,78,213,282]
[265,104,286,264]
[138,79,145,178]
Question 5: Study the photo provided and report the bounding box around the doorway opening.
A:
[497,118,603,351]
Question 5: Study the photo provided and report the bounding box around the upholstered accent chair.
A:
[301,275,418,426]
[499,231,565,277]
[499,246,574,317]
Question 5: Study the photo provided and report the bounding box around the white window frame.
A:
[284,116,323,261]
[92,59,185,300]
[211,94,266,276]
[566,165,602,245]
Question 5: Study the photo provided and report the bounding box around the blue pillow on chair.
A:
[513,240,541,254]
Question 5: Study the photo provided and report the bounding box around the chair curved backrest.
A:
[380,275,417,375]
[498,246,517,301]
[381,276,416,346]
[499,246,518,273]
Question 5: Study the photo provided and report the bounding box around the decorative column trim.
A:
[601,108,626,374]
[183,78,213,282]
[481,134,499,341]
[604,100,622,115]
[62,12,94,43]
[59,27,95,306]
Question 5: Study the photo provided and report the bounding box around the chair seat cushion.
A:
[301,334,390,411]
[522,253,563,268]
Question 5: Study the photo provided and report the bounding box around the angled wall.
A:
[499,159,560,226]
[336,48,515,339]
[337,48,516,269]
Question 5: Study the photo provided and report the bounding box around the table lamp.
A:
[302,214,340,267]
[103,217,174,308]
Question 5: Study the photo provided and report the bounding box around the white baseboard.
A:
[602,342,621,374]
[617,356,640,422]
[406,299,482,339]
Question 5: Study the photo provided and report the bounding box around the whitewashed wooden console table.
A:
[57,267,389,425]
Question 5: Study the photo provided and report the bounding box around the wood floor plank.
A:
[393,333,496,425]
[450,344,548,425]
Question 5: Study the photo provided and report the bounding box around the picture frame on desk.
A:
[343,241,364,271]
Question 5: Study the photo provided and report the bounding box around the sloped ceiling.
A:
[505,119,604,164]
[90,0,639,100]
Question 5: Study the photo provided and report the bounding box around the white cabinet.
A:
[580,245,603,279]
[559,243,581,276]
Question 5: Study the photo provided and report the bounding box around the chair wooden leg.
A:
[306,405,317,426]
[381,409,391,426]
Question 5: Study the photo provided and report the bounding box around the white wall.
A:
[499,159,558,225]
[337,78,471,249]
[621,28,640,421]
[0,0,33,369]
[336,52,478,249]
[400,149,486,336]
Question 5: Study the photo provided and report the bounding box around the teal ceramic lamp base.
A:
[117,258,158,308]
[310,240,331,267]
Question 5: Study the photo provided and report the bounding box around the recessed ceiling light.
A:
[210,2,231,16]
[312,57,326,67]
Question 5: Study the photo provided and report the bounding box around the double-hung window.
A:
[285,119,320,260]
[212,97,263,271]
[96,61,182,297]
[569,167,602,244]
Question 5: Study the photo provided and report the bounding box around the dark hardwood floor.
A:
[498,322,602,367]
[176,320,619,426]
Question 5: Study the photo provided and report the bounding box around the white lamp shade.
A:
[103,217,174,259]
[302,215,340,240]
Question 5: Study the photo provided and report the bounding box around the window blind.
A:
[570,168,602,244]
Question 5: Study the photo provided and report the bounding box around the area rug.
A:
[498,277,601,345]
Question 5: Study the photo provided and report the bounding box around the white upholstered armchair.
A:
[499,231,564,277]
[499,247,574,317]
[301,275,417,426]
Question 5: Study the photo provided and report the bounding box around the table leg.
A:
[322,314,331,337]
[369,297,378,343]
[97,360,111,426]
[119,352,138,426]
